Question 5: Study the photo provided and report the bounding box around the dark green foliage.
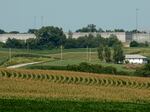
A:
[0,99,150,112]
[28,29,38,34]
[36,26,66,49]
[0,42,4,48]
[27,65,67,71]
[104,46,111,63]
[134,64,150,77]
[130,41,140,47]
[9,31,20,34]
[5,38,26,49]
[130,41,149,47]
[2,26,124,50]
[0,29,5,34]
[13,54,51,58]
[97,45,104,61]
[76,24,98,32]
[106,34,122,47]
[113,45,125,64]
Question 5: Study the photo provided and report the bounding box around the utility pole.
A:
[61,45,63,60]
[41,16,44,27]
[89,48,92,62]
[86,46,89,61]
[34,16,37,29]
[27,42,29,53]
[9,48,12,63]
[136,8,139,40]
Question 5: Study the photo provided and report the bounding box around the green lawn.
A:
[0,47,149,71]
[0,99,150,112]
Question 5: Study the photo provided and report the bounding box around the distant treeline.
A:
[0,24,147,34]
[0,26,123,49]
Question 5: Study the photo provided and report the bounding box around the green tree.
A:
[76,24,97,32]
[104,46,112,63]
[130,41,139,47]
[28,29,38,34]
[107,34,122,47]
[36,26,66,49]
[0,42,4,48]
[68,30,73,39]
[97,45,104,61]
[113,45,125,64]
[9,31,19,34]
[0,29,5,34]
[5,38,25,49]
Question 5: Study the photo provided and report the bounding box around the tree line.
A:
[0,26,123,50]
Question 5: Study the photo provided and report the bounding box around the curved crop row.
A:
[0,69,150,89]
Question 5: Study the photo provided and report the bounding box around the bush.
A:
[134,63,150,77]
[27,62,131,76]
[14,54,51,58]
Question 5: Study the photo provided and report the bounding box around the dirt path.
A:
[7,62,42,69]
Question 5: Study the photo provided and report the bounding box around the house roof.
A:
[125,54,147,59]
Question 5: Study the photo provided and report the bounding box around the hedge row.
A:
[27,62,132,76]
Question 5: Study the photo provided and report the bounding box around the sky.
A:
[0,0,150,32]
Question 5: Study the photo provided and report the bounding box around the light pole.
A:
[9,48,12,63]
[136,8,139,40]
[60,45,63,61]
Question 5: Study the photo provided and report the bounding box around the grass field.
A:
[0,47,149,68]
[0,68,150,111]
[1,99,150,112]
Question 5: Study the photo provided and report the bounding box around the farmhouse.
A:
[125,54,148,64]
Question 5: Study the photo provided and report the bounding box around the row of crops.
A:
[0,69,150,89]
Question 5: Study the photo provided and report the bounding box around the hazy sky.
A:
[0,0,150,32]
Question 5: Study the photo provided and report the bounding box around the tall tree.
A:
[104,46,111,63]
[68,30,73,38]
[36,26,66,49]
[0,29,5,34]
[97,45,104,61]
[113,45,125,64]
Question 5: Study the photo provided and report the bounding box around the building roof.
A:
[125,54,147,59]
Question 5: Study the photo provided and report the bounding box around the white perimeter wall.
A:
[65,32,126,43]
[0,34,36,43]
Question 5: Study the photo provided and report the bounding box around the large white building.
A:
[0,34,36,43]
[125,54,148,64]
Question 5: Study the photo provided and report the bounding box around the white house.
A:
[125,54,148,64]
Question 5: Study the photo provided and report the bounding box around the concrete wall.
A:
[65,32,127,43]
[132,33,150,43]
[0,34,36,43]
[65,32,150,43]
[1,32,150,44]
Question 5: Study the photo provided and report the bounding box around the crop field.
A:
[0,68,150,101]
[0,69,150,111]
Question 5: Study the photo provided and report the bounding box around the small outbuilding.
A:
[125,54,148,64]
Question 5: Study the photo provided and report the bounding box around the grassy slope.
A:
[1,99,150,112]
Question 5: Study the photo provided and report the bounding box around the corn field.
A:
[0,68,150,102]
